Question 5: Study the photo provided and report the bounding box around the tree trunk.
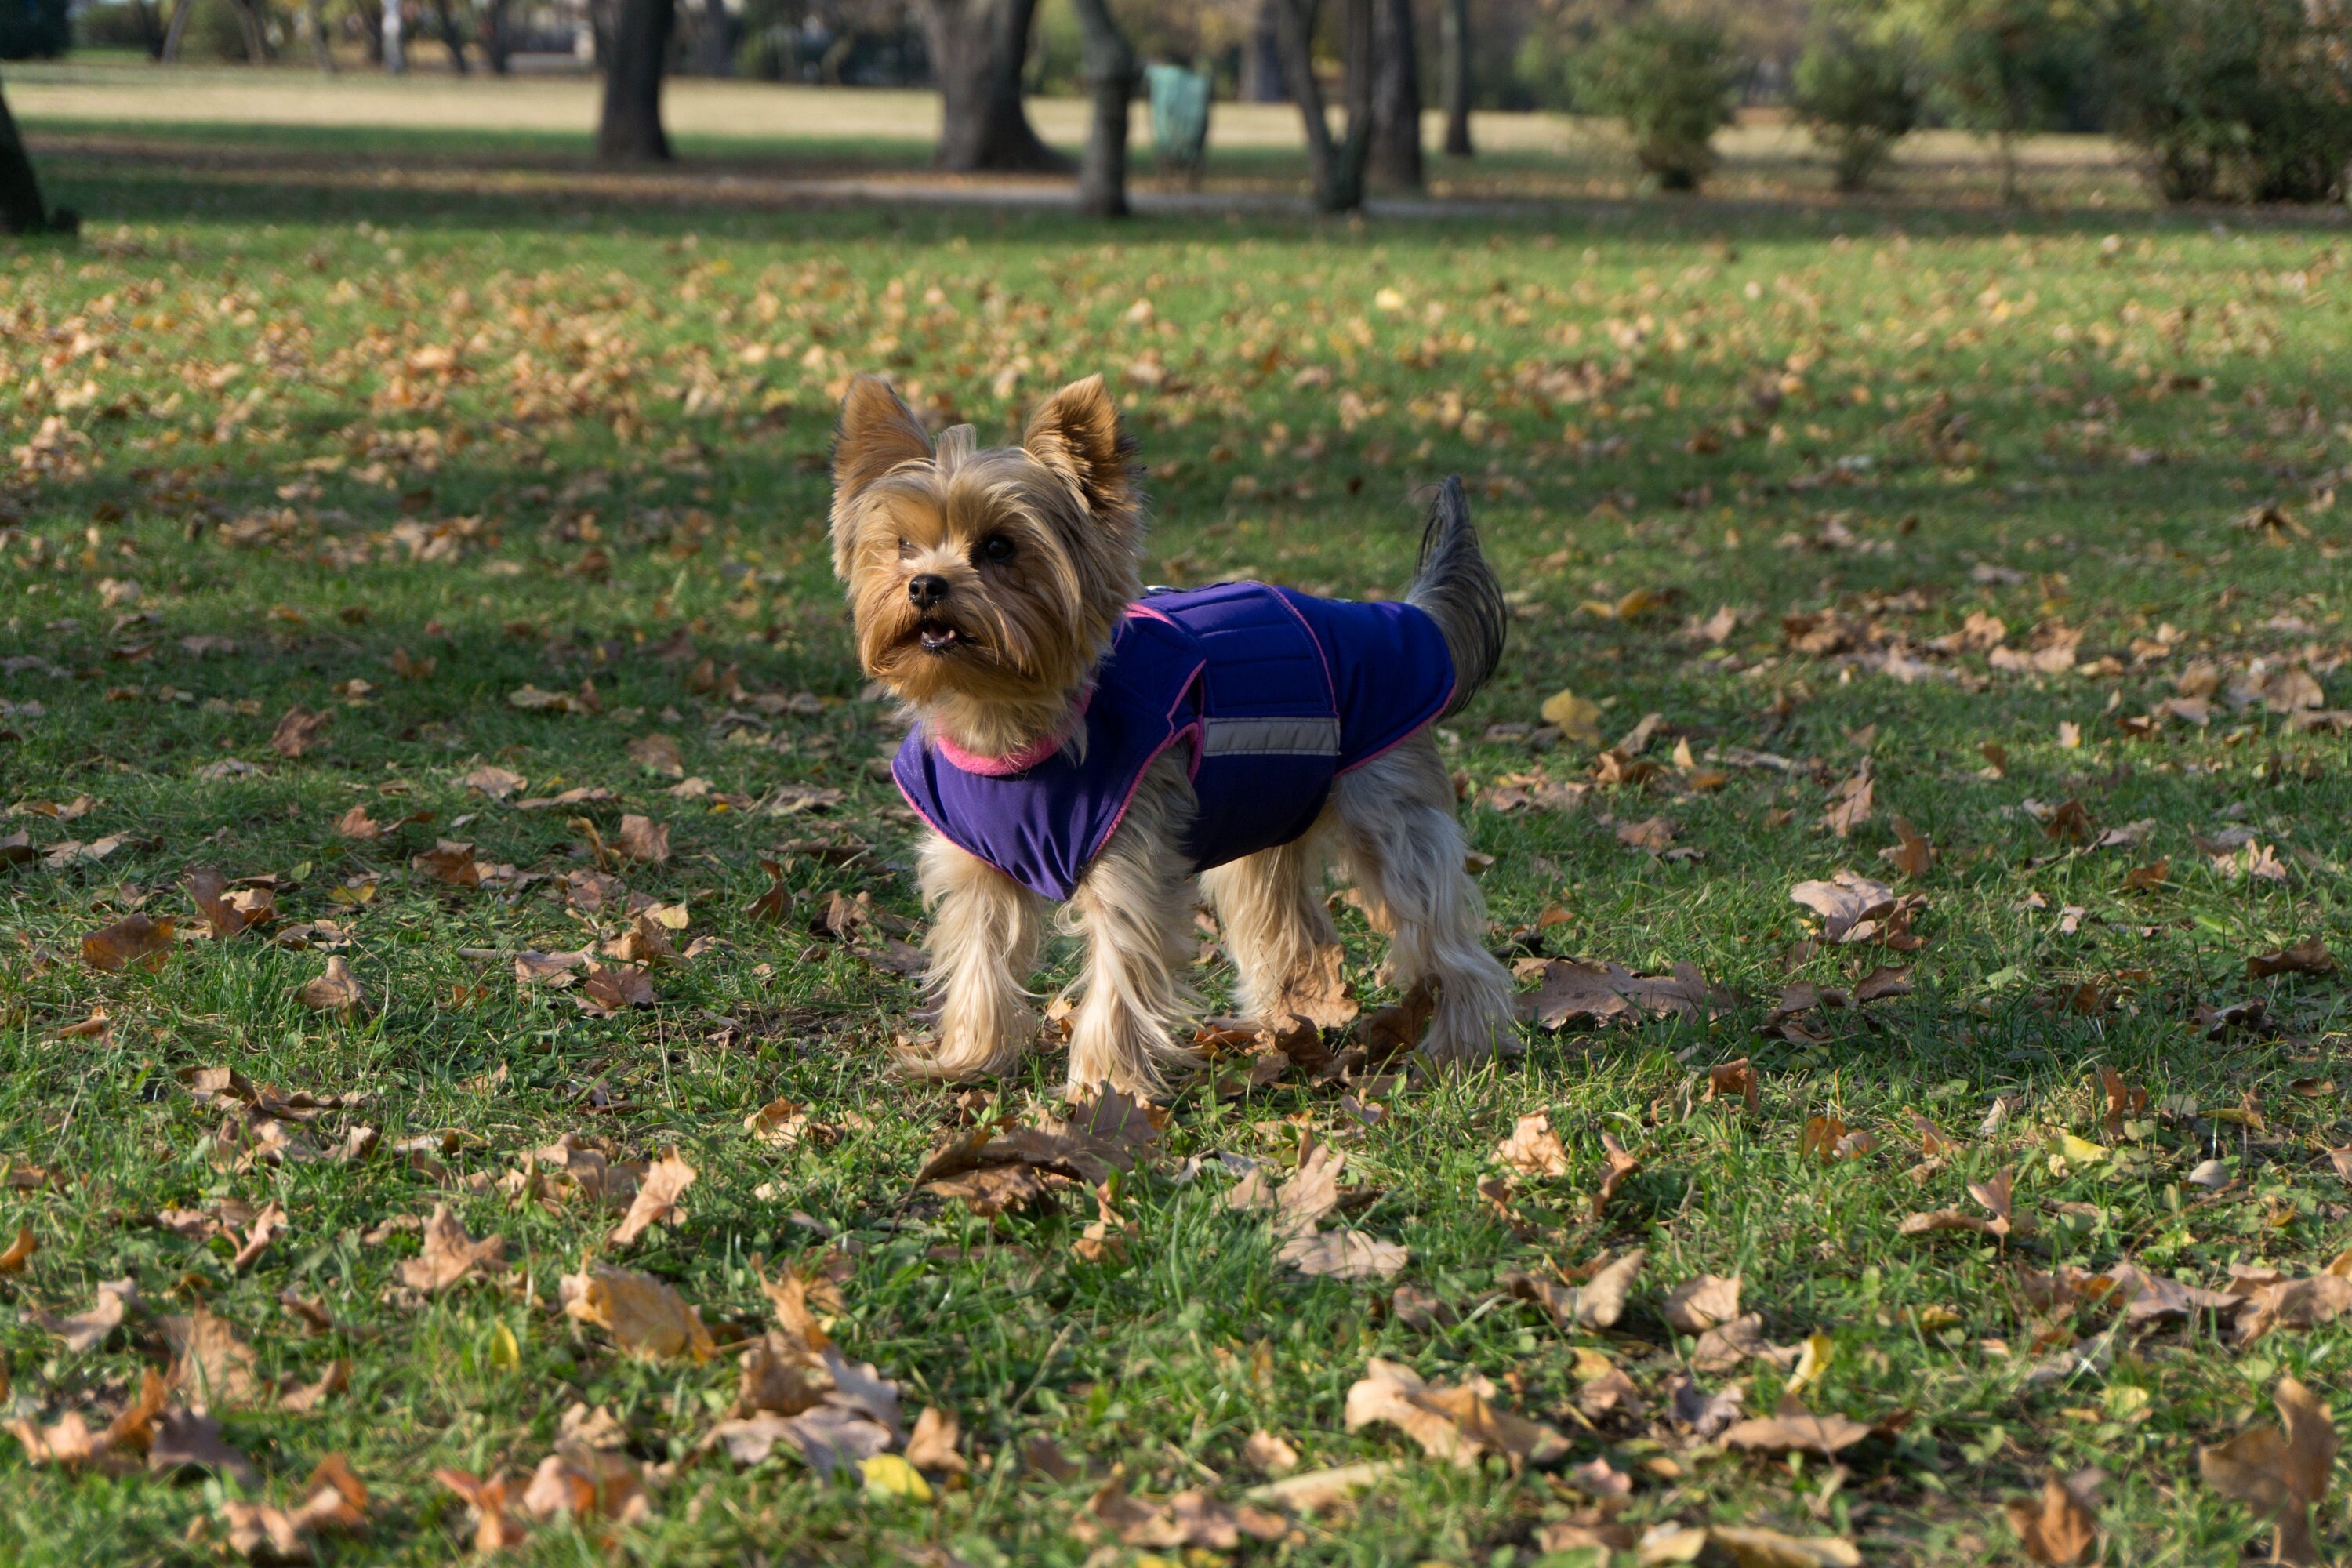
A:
[483,0,510,72]
[1273,0,1367,212]
[916,0,1069,173]
[694,0,731,75]
[0,70,71,236]
[132,0,165,58]
[430,0,468,71]
[1439,0,1471,157]
[1367,0,1420,190]
[1241,0,1283,103]
[307,0,338,69]
[382,0,405,72]
[161,0,193,60]
[597,0,675,161]
[237,0,270,63]
[1068,0,1135,217]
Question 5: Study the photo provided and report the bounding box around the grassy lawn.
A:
[1,129,2349,1567]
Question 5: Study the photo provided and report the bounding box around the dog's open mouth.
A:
[916,621,961,653]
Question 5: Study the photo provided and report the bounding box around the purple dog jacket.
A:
[892,581,1455,901]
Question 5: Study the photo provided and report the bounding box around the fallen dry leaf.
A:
[1276,1229,1410,1279]
[561,1259,715,1360]
[906,1406,967,1476]
[269,706,331,758]
[614,813,671,866]
[395,1203,508,1294]
[608,1149,696,1246]
[1503,1249,1644,1330]
[218,1451,368,1563]
[435,1468,530,1553]
[26,1276,136,1352]
[160,1306,261,1411]
[1722,1393,1901,1458]
[579,964,656,1014]
[2006,1469,2101,1565]
[520,1444,650,1526]
[296,956,365,1012]
[2249,938,2336,981]
[1663,1273,1743,1335]
[2198,1375,2338,1566]
[0,1225,35,1274]
[1494,1111,1570,1178]
[188,867,274,937]
[1345,1357,1567,1469]
[411,840,483,888]
[81,913,174,973]
[1239,1428,1299,1476]
[1080,1471,1287,1548]
[1515,957,1739,1029]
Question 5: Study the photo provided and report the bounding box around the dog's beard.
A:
[852,570,1084,723]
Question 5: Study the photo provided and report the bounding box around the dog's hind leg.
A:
[1200,833,1338,1028]
[910,831,1045,1079]
[1330,732,1516,1069]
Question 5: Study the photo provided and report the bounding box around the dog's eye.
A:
[978,535,1015,564]
[896,537,914,560]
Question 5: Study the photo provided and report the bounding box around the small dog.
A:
[830,372,1515,1096]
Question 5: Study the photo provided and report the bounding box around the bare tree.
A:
[693,0,732,74]
[429,0,470,70]
[131,0,165,57]
[483,0,513,71]
[306,0,339,70]
[0,68,72,236]
[381,0,404,71]
[1272,0,1369,212]
[916,0,1069,172]
[1367,0,1421,189]
[1069,0,1138,216]
[597,0,677,161]
[1441,0,1473,156]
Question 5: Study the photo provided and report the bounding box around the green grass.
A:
[1,132,2348,1566]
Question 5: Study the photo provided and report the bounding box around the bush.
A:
[0,0,72,58]
[1793,1,1920,191]
[184,0,260,60]
[2102,0,2352,205]
[1575,14,1741,192]
[74,0,154,50]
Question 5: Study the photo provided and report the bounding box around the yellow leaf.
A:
[1784,1333,1835,1396]
[860,1453,932,1501]
[489,1320,521,1371]
[1911,1305,1961,1332]
[1540,688,1602,744]
[2060,1133,2110,1166]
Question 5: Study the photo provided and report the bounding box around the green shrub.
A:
[2102,0,2352,205]
[187,0,260,60]
[74,0,155,50]
[0,0,72,58]
[1793,0,1921,191]
[1575,14,1741,192]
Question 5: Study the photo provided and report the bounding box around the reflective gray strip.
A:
[1200,717,1341,757]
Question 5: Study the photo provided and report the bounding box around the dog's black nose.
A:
[907,574,949,609]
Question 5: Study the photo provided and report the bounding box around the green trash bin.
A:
[1146,64,1212,184]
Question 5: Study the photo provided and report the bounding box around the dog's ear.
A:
[833,376,932,503]
[1023,375,1136,521]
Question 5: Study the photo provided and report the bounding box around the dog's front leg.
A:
[910,831,1045,1079]
[1062,753,1199,1098]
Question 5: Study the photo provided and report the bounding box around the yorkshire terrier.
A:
[830,372,1515,1097]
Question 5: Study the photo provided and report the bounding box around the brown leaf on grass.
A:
[1706,1058,1761,1111]
[220,1453,369,1563]
[521,1446,651,1526]
[1822,766,1873,838]
[1494,1111,1570,1178]
[188,868,274,937]
[150,1408,260,1486]
[1279,942,1359,1030]
[1592,1132,1642,1219]
[2096,1064,2148,1138]
[1854,965,1912,1002]
[1617,815,1679,853]
[334,805,383,842]
[1788,872,1896,942]
[906,1407,967,1476]
[748,858,791,923]
[1243,1461,1396,1514]
[1239,1429,1299,1476]
[608,1149,695,1246]
[0,1225,34,1274]
[1640,1526,1859,1567]
[2249,938,2337,980]
[160,1306,261,1411]
[2198,1375,2338,1566]
[458,764,528,800]
[269,706,331,758]
[1690,1313,1798,1375]
[296,956,365,1012]
[1882,815,1934,878]
[1515,957,1740,1029]
[1354,979,1434,1063]
[1722,1394,1900,1457]
[435,1468,530,1554]
[81,913,174,973]
[1344,1357,1569,1469]
[2005,1472,2100,1564]
[1022,1433,1084,1482]
[26,1277,136,1352]
[278,1358,350,1414]
[1277,1229,1410,1279]
[614,813,671,866]
[560,1259,715,1361]
[1800,1115,1878,1162]
[927,1162,1060,1216]
[395,1204,508,1294]
[411,840,483,888]
[1908,1110,1959,1158]
[1503,1249,1645,1330]
[578,964,656,1014]
[1080,1472,1288,1548]
[1663,1273,1743,1335]
[628,733,685,779]
[228,1200,284,1272]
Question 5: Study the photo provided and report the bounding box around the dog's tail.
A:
[1406,475,1506,715]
